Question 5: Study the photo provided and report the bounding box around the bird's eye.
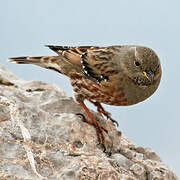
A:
[135,61,140,67]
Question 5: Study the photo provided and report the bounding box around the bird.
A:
[9,45,162,151]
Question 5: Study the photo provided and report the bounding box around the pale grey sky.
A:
[0,0,180,176]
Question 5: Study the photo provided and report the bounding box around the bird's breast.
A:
[70,74,129,106]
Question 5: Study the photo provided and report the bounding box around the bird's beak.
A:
[143,71,153,82]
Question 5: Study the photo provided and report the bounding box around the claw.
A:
[109,118,119,127]
[97,141,107,153]
[102,144,107,153]
[76,113,86,122]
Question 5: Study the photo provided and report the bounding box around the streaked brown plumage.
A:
[9,45,162,151]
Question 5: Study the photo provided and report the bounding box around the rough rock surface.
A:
[0,65,178,180]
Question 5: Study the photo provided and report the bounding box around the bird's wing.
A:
[46,45,98,65]
[80,46,120,82]
[46,45,120,82]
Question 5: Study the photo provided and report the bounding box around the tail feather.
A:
[8,56,63,74]
[8,56,45,64]
[8,45,86,76]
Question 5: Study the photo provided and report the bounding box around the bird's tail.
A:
[8,56,64,74]
[8,56,43,64]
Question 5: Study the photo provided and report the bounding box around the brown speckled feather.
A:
[45,45,120,82]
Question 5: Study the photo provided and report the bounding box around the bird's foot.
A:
[76,113,108,133]
[89,100,119,127]
[77,102,109,152]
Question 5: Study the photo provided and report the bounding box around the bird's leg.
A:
[79,102,107,152]
[89,100,119,127]
[76,113,108,133]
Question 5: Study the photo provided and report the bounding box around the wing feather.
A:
[45,45,121,82]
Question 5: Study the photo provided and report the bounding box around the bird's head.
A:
[122,46,162,88]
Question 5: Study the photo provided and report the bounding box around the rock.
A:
[0,65,178,180]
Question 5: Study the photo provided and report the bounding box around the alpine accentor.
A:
[9,45,162,151]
